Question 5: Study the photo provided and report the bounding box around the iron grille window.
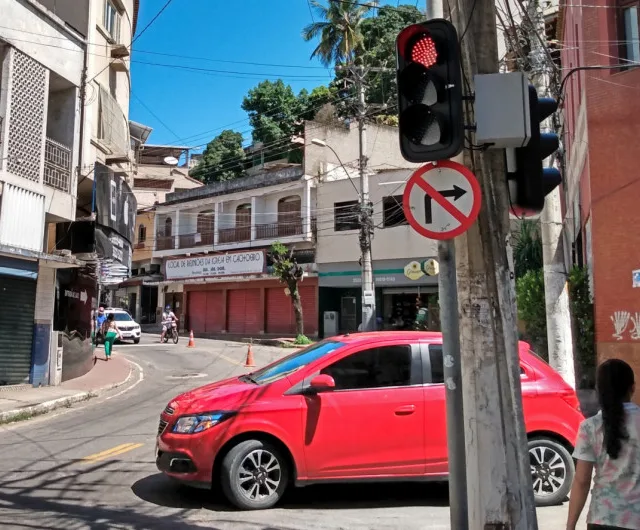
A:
[382,195,408,228]
[334,200,360,232]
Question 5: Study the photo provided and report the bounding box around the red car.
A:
[156,331,583,510]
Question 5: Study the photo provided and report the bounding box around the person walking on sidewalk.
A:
[567,359,640,530]
[103,313,122,361]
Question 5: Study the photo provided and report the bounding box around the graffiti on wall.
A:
[611,311,640,340]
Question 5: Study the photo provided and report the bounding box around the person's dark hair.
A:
[597,359,635,459]
[107,314,114,322]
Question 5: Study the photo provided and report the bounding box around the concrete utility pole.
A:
[447,0,539,526]
[353,66,376,332]
[526,1,576,389]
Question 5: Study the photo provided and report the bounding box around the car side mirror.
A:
[308,374,336,392]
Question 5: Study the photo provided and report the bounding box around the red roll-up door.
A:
[266,287,294,334]
[205,291,224,333]
[227,289,261,335]
[188,291,207,334]
[265,285,317,335]
[300,285,318,335]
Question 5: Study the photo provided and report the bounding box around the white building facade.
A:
[0,0,139,386]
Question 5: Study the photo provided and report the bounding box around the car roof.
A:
[331,331,532,350]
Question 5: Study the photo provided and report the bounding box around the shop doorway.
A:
[381,291,440,331]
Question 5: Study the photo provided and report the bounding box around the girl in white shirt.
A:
[567,358,640,530]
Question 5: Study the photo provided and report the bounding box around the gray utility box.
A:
[474,72,531,149]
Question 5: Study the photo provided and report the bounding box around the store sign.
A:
[165,250,266,280]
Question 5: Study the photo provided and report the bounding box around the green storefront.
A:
[318,258,441,338]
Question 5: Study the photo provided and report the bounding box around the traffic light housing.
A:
[508,85,562,214]
[396,19,464,163]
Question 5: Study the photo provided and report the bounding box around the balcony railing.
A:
[154,217,317,253]
[156,234,174,251]
[255,220,303,240]
[44,137,72,193]
[178,231,214,249]
[219,226,251,244]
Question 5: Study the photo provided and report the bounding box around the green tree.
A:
[516,269,548,359]
[326,4,423,119]
[568,266,596,387]
[302,0,376,67]
[241,81,335,163]
[270,242,305,337]
[189,130,245,183]
[512,219,543,279]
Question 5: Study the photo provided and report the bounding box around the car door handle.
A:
[394,405,416,415]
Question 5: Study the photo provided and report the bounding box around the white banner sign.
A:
[165,251,265,280]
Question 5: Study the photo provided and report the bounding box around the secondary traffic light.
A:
[396,19,464,163]
[508,85,562,214]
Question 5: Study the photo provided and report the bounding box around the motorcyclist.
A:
[160,305,177,342]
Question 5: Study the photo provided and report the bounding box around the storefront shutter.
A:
[266,287,294,334]
[228,289,261,335]
[0,277,36,385]
[205,291,224,333]
[300,285,318,336]
[188,291,207,334]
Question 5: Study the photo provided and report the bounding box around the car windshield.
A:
[110,313,133,322]
[248,340,345,385]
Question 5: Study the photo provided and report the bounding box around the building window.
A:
[334,200,360,232]
[164,217,172,237]
[621,5,640,64]
[236,204,251,227]
[104,0,121,42]
[138,224,146,243]
[382,195,408,228]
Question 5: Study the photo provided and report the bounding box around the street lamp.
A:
[311,139,359,196]
[311,137,376,332]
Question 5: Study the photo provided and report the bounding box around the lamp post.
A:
[311,138,376,332]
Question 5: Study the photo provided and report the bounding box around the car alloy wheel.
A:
[220,439,289,510]
[237,449,282,502]
[528,437,574,507]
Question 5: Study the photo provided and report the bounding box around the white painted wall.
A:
[0,0,85,86]
[316,169,438,264]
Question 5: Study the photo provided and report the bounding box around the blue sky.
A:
[130,0,425,153]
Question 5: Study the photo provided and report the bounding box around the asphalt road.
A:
[0,335,579,529]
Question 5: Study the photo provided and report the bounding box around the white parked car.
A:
[104,308,141,344]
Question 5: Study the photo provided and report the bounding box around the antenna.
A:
[164,156,179,166]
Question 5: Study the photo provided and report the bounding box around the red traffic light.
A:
[410,35,438,68]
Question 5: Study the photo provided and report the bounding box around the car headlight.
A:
[172,412,234,434]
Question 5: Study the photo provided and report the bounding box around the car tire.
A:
[220,439,289,510]
[529,437,574,507]
[133,338,140,344]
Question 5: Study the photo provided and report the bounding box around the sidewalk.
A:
[0,353,133,424]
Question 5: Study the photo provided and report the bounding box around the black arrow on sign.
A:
[424,185,467,224]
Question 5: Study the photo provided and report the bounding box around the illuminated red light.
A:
[410,35,438,68]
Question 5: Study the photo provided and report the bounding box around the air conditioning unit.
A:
[48,331,64,386]
[323,311,339,337]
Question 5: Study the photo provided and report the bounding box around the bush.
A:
[568,266,596,388]
[294,334,312,345]
[516,269,548,360]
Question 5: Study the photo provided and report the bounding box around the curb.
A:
[0,357,136,425]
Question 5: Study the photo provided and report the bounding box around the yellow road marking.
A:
[218,353,244,366]
[81,443,144,464]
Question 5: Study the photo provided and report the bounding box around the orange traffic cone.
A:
[187,330,195,348]
[244,343,255,367]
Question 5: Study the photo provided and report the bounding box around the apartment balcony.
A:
[156,234,174,251]
[219,226,251,244]
[153,218,316,258]
[255,220,303,240]
[44,137,72,193]
[178,231,214,249]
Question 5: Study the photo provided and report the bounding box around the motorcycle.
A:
[162,320,179,344]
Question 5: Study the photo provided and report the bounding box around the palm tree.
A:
[512,219,543,279]
[302,0,377,67]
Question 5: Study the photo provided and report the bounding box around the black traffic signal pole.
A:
[398,9,469,529]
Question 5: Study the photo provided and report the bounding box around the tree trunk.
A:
[290,283,304,337]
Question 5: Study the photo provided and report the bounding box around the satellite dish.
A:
[164,156,179,166]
